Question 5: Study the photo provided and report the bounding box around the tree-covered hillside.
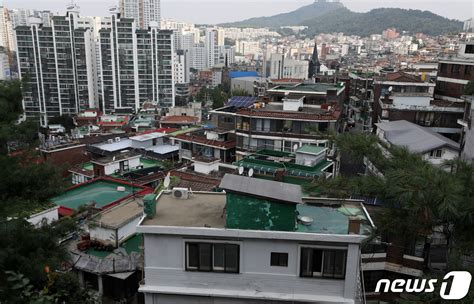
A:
[219,1,344,28]
[301,8,463,36]
[220,1,463,37]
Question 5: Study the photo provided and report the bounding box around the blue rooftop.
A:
[229,71,259,79]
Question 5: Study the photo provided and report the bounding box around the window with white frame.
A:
[185,242,239,273]
[429,149,443,158]
[300,248,346,279]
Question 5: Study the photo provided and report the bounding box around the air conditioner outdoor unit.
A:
[172,187,189,199]
[115,137,121,142]
[107,139,114,144]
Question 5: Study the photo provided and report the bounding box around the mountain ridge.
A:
[219,2,463,36]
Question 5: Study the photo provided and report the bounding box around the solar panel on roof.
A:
[226,96,258,108]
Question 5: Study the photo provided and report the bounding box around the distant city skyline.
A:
[1,0,472,24]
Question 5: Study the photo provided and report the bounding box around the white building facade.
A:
[15,8,98,125]
[98,14,175,113]
[120,0,161,29]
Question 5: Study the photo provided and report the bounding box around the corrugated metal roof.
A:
[219,174,302,204]
[375,120,460,154]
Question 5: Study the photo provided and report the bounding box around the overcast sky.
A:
[2,0,472,24]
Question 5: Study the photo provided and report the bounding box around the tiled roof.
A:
[160,115,199,124]
[175,134,235,149]
[170,171,221,192]
[384,71,423,83]
[236,109,341,121]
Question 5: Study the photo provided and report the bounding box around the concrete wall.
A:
[392,96,431,108]
[90,226,116,246]
[295,152,325,166]
[27,206,59,226]
[117,216,142,244]
[90,215,142,247]
[103,156,141,175]
[194,161,219,175]
[142,234,359,303]
[422,147,458,166]
[132,138,164,149]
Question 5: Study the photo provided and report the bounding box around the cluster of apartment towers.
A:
[12,1,229,126]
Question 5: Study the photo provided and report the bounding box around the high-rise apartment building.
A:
[205,28,224,68]
[0,7,14,53]
[119,0,161,29]
[174,49,189,84]
[98,15,174,112]
[15,7,98,126]
[0,47,10,80]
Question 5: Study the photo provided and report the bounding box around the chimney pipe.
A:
[348,216,362,234]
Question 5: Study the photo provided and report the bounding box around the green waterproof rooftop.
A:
[234,149,332,178]
[296,145,326,155]
[51,180,142,211]
[168,127,200,137]
[296,204,372,235]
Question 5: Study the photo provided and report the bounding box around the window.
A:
[271,252,288,267]
[186,242,239,273]
[440,63,447,73]
[300,248,346,279]
[465,65,472,76]
[430,149,443,158]
[120,160,129,171]
[465,44,474,54]
[451,65,461,74]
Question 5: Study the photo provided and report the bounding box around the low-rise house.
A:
[74,109,101,127]
[50,177,150,216]
[266,82,346,106]
[234,97,341,159]
[130,131,180,160]
[174,128,236,163]
[88,195,149,248]
[234,146,336,185]
[159,115,200,128]
[372,71,463,140]
[167,102,202,122]
[375,120,460,166]
[137,174,373,304]
[459,95,474,162]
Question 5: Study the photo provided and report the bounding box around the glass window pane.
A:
[270,252,288,267]
[187,243,198,269]
[323,250,335,277]
[312,249,323,275]
[300,248,313,277]
[199,243,212,271]
[224,244,239,273]
[213,244,225,271]
[333,251,346,278]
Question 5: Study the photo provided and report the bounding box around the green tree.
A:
[231,88,250,97]
[309,133,474,261]
[0,219,97,303]
[464,80,474,95]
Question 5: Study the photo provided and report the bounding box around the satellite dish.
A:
[238,166,244,175]
[163,173,171,189]
[293,144,299,152]
[248,168,254,177]
[388,86,393,92]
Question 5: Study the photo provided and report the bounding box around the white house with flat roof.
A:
[137,175,372,304]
